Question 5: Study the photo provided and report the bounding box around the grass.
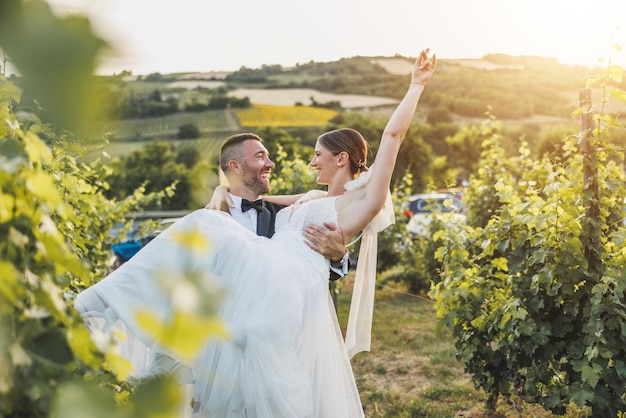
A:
[334,276,591,418]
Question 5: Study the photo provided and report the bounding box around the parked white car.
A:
[405,192,466,237]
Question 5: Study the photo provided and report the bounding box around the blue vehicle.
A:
[109,212,186,270]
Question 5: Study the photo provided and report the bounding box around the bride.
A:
[75,49,436,417]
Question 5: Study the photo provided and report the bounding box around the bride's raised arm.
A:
[339,50,436,237]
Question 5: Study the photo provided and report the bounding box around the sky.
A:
[44,0,626,75]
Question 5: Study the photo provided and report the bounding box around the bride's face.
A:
[310,142,337,185]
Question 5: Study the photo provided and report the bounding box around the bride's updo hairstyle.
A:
[317,128,369,176]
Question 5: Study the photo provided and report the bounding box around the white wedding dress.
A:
[76,191,369,417]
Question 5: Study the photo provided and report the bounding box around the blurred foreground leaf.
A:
[53,375,185,418]
[130,375,186,418]
[0,0,108,135]
[52,379,118,418]
[136,310,229,362]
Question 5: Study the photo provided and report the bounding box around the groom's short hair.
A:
[219,133,264,173]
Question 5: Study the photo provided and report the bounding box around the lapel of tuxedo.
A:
[256,203,272,238]
[258,202,284,238]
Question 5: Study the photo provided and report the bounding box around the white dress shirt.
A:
[228,194,259,234]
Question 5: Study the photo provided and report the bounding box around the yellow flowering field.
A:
[235,104,338,127]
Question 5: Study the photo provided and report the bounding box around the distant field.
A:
[444,58,525,70]
[174,71,231,80]
[89,103,340,161]
[228,88,399,108]
[370,57,415,75]
[100,110,235,140]
[235,104,339,127]
[167,80,226,89]
[371,57,526,73]
[119,80,172,93]
[83,135,225,162]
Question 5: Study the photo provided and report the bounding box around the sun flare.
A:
[514,1,625,67]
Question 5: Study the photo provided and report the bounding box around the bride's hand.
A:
[411,49,436,86]
[205,185,233,209]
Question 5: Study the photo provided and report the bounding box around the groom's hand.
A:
[302,222,346,262]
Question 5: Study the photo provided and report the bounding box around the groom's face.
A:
[238,139,275,196]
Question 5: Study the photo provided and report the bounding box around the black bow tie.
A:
[241,198,264,213]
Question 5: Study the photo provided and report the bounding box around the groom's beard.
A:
[241,162,271,196]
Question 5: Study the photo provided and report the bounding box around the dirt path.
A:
[224,106,240,130]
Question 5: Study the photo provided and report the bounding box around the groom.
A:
[213,132,349,280]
